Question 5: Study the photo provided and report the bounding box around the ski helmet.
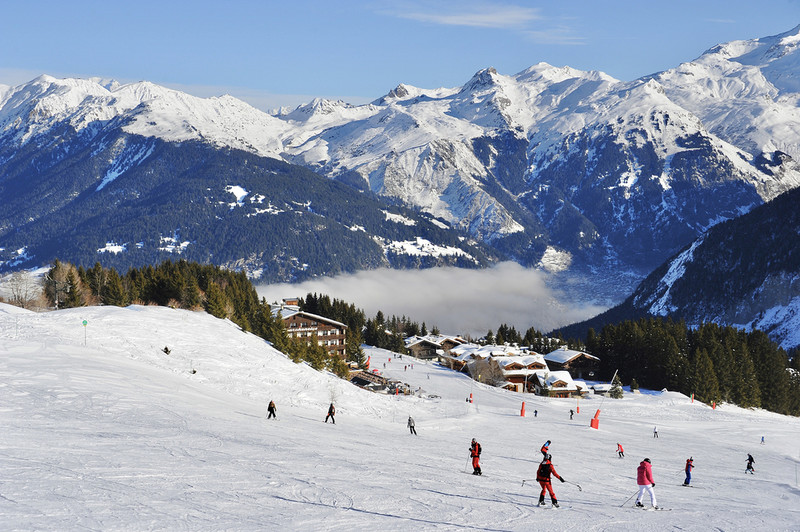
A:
[643,458,651,463]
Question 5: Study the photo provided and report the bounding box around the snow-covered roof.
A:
[543,346,599,364]
[271,307,347,329]
[492,355,547,369]
[405,334,465,349]
[536,370,580,391]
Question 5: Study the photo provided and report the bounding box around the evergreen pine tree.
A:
[64,270,83,308]
[691,348,720,405]
[101,268,128,307]
[204,282,229,319]
[610,374,624,399]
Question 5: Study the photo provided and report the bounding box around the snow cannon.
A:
[590,409,600,429]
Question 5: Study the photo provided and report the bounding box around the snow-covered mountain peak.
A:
[0,76,290,158]
[460,67,503,95]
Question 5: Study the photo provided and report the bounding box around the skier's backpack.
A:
[477,443,482,455]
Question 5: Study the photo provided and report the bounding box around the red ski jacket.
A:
[536,460,562,483]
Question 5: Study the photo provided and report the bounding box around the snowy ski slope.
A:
[1,303,799,531]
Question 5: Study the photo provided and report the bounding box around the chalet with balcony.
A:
[405,334,467,360]
[272,304,347,358]
[543,347,600,380]
[533,370,588,398]
[489,354,548,393]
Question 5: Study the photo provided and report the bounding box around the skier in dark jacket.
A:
[746,454,755,474]
[267,400,276,419]
[536,454,564,507]
[325,403,336,424]
[470,438,482,475]
[684,457,693,485]
[407,416,417,435]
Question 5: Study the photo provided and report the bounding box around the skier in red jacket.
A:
[536,454,564,507]
[635,458,658,508]
[469,439,482,475]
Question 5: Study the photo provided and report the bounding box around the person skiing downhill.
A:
[684,457,694,485]
[746,454,755,474]
[635,458,658,509]
[325,403,336,424]
[617,443,624,458]
[407,416,417,435]
[540,440,551,458]
[536,454,565,507]
[470,439,482,475]
[267,400,276,419]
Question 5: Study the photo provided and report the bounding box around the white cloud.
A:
[256,262,606,338]
[398,4,541,29]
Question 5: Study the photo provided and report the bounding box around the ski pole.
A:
[565,480,582,491]
[521,479,535,487]
[619,489,639,508]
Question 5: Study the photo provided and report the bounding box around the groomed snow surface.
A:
[2,303,799,531]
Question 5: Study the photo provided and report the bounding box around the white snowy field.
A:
[1,303,799,531]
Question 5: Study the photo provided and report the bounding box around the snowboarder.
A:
[536,454,565,507]
[684,457,694,485]
[653,426,658,438]
[267,400,276,419]
[470,438,482,475]
[617,443,624,458]
[407,416,417,435]
[569,409,574,420]
[325,403,336,424]
[540,440,551,458]
[635,458,658,509]
[746,454,755,474]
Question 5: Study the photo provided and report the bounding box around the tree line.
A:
[584,318,800,416]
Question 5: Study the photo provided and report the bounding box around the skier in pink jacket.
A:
[635,458,658,509]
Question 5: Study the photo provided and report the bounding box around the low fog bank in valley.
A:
[257,263,606,337]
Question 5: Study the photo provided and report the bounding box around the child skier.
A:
[536,454,565,507]
[746,454,755,474]
[470,438,482,475]
[617,443,624,458]
[635,458,658,509]
[684,457,693,485]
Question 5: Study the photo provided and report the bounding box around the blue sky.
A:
[1,1,799,110]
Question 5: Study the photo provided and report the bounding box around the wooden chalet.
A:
[543,347,600,380]
[405,334,466,361]
[534,371,586,398]
[272,305,347,358]
[489,354,548,393]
